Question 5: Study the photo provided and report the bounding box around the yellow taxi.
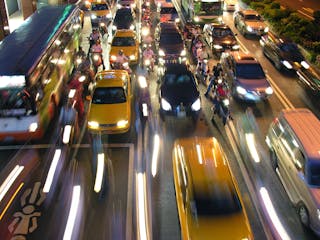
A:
[172,137,253,240]
[89,0,113,28]
[87,70,131,133]
[109,30,139,65]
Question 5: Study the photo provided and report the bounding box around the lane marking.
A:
[302,7,313,13]
[297,10,314,20]
[126,143,134,240]
[0,182,24,220]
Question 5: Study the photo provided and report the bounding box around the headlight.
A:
[246,26,253,32]
[29,122,38,132]
[88,121,99,129]
[175,18,180,23]
[117,120,128,127]
[130,55,136,60]
[138,75,147,88]
[130,25,135,30]
[213,44,223,49]
[161,98,172,111]
[142,27,150,36]
[317,209,320,220]
[144,59,151,65]
[79,75,86,82]
[131,3,136,8]
[264,27,269,33]
[282,60,293,69]
[232,45,240,50]
[180,49,186,56]
[265,86,273,95]
[91,14,97,19]
[93,54,99,61]
[110,55,117,61]
[191,98,201,111]
[222,99,230,106]
[194,16,200,22]
[100,22,105,27]
[159,49,165,56]
[106,13,112,18]
[236,86,247,95]
[112,25,117,31]
[117,3,122,8]
[301,61,310,69]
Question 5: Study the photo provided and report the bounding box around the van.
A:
[172,137,253,240]
[266,108,320,236]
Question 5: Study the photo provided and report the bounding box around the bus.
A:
[181,0,224,25]
[0,5,82,142]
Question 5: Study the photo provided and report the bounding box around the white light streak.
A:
[136,173,148,240]
[63,185,81,240]
[142,103,148,117]
[196,144,203,164]
[0,165,24,202]
[245,133,260,163]
[260,187,291,240]
[94,153,105,193]
[151,134,160,177]
[63,125,72,144]
[43,149,61,193]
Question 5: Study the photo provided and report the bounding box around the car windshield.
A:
[163,73,195,88]
[114,12,133,22]
[92,87,126,104]
[112,37,136,46]
[212,28,233,38]
[195,2,222,16]
[91,3,109,10]
[193,181,242,216]
[307,160,320,186]
[160,33,182,44]
[236,63,266,79]
[279,43,299,52]
[244,14,262,21]
[160,7,177,14]
[0,88,36,117]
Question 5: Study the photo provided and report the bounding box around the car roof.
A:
[95,70,129,88]
[174,137,235,191]
[114,29,136,37]
[241,9,260,15]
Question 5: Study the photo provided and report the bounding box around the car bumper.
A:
[158,56,187,65]
[236,91,271,102]
[160,108,200,118]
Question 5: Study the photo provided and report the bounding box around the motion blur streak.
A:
[260,187,291,240]
[0,182,24,220]
[0,165,24,202]
[136,173,149,240]
[63,185,81,240]
[196,144,203,164]
[94,153,105,193]
[43,149,62,193]
[63,125,72,144]
[151,134,160,177]
[245,133,260,163]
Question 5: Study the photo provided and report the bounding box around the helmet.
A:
[119,49,124,55]
[95,39,101,44]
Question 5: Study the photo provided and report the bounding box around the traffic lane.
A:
[223,11,320,116]
[229,111,319,239]
[148,76,268,239]
[75,144,134,240]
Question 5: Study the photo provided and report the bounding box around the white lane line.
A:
[297,10,314,20]
[126,143,134,240]
[302,7,313,13]
[236,36,250,54]
[266,74,294,109]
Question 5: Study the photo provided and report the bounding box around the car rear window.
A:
[160,7,177,14]
[91,4,109,10]
[236,63,266,79]
[160,33,182,44]
[112,37,135,46]
[92,87,126,104]
[193,181,242,216]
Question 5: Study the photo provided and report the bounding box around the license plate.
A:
[177,111,186,118]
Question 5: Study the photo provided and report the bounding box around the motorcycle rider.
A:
[205,63,223,97]
[113,49,132,74]
[89,29,101,48]
[143,45,155,71]
[68,71,84,124]
[74,46,87,68]
[90,39,106,70]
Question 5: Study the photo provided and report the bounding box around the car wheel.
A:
[298,204,309,227]
[270,149,278,171]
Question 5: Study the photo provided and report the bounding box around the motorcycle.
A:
[90,52,103,73]
[137,75,150,121]
[143,56,154,73]
[212,96,231,125]
[196,58,208,85]
[111,61,132,74]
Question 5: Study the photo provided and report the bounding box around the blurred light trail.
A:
[196,144,203,164]
[0,165,24,202]
[245,133,260,163]
[64,185,81,240]
[136,173,149,240]
[63,125,72,144]
[151,134,160,177]
[0,182,24,220]
[260,187,290,240]
[43,149,62,193]
[94,153,105,193]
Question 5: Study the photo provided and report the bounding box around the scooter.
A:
[137,75,150,121]
[90,52,103,73]
[196,59,208,85]
[143,56,154,73]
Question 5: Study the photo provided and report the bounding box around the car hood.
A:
[214,36,237,46]
[159,43,184,54]
[88,102,129,124]
[188,213,252,240]
[237,78,270,91]
[161,85,199,106]
[245,21,267,29]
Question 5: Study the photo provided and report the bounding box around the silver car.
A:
[234,9,269,37]
[220,51,273,101]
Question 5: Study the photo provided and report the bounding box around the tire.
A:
[297,204,309,227]
[270,149,278,170]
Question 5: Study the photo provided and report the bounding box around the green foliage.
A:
[270,2,280,9]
